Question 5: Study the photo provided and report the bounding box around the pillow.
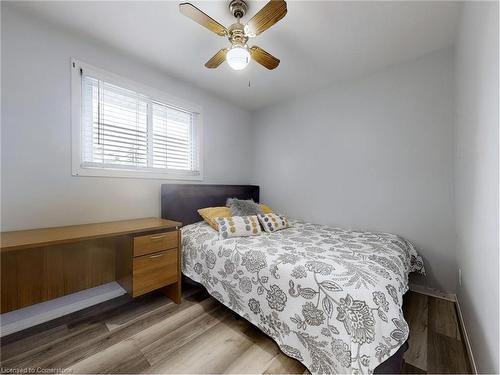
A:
[259,203,273,214]
[197,207,231,230]
[257,213,290,233]
[216,216,262,239]
[226,198,263,216]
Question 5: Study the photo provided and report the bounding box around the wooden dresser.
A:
[1,218,182,313]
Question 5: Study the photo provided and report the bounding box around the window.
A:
[71,59,202,180]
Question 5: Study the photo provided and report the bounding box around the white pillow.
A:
[257,213,290,233]
[216,216,262,239]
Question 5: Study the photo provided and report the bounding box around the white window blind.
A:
[75,65,201,179]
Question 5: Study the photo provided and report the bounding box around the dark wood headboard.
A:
[161,184,260,226]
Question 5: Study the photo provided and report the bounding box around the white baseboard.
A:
[409,283,456,302]
[455,296,478,374]
[0,282,126,337]
[409,283,477,374]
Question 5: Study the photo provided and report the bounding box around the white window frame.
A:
[70,58,204,180]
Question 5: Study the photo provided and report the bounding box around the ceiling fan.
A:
[179,0,287,71]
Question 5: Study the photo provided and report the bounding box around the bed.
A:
[161,184,424,374]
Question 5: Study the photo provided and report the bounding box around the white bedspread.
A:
[181,220,424,374]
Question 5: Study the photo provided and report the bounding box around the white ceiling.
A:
[6,1,461,111]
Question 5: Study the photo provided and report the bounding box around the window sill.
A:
[72,165,203,181]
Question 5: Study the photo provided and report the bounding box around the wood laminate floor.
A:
[0,287,472,374]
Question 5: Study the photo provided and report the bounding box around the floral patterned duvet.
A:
[181,220,425,374]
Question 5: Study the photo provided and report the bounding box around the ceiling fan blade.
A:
[205,49,227,68]
[245,0,287,37]
[250,46,280,70]
[179,3,227,36]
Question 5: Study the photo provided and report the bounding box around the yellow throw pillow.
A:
[259,203,273,214]
[197,207,232,230]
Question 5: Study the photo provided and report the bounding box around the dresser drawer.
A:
[132,249,178,297]
[133,231,178,257]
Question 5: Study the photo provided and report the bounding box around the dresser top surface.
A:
[1,217,181,252]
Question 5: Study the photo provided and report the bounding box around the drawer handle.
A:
[150,235,167,242]
[149,253,165,259]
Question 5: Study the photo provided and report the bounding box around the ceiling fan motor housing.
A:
[228,22,248,46]
[229,0,248,19]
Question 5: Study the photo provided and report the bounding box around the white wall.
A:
[454,2,499,373]
[252,48,456,292]
[1,6,253,231]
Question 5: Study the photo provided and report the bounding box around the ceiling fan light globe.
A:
[226,46,250,70]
